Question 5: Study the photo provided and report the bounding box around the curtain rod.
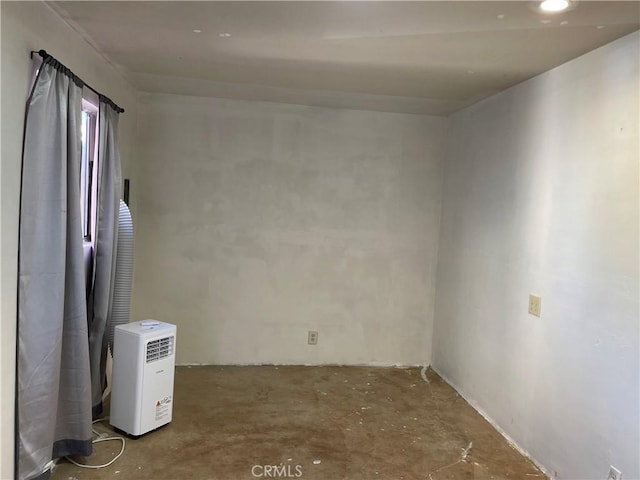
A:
[30,49,125,114]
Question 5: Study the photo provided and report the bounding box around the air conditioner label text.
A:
[155,395,172,421]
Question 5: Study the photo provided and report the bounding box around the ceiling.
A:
[53,1,639,115]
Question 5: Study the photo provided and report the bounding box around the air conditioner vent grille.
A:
[146,336,174,363]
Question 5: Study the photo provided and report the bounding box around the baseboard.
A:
[429,365,553,480]
[177,362,425,368]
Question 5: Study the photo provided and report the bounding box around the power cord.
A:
[65,417,126,469]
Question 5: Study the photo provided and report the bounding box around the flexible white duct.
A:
[109,200,134,352]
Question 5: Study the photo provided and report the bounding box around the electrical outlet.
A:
[308,331,318,345]
[608,466,622,480]
[528,294,541,317]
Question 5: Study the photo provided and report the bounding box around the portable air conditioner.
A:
[110,320,176,436]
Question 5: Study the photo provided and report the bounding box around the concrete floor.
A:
[53,366,544,480]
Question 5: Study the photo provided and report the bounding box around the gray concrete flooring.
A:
[53,366,544,480]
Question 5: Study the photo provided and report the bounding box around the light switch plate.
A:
[528,294,541,317]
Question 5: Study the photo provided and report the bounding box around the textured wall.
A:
[133,93,446,366]
[433,32,639,479]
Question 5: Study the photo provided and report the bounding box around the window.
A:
[31,58,100,242]
[80,99,98,240]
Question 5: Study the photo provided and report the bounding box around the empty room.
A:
[1,1,638,479]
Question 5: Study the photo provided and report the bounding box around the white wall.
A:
[0,3,137,477]
[133,93,446,366]
[433,32,639,480]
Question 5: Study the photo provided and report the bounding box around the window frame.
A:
[81,98,99,242]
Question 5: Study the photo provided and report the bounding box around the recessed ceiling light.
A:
[193,29,201,33]
[540,19,552,24]
[219,32,232,38]
[540,0,569,12]
[497,14,506,20]
[560,20,569,25]
[596,25,606,29]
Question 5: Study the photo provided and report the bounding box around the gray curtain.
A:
[18,59,92,480]
[88,101,122,416]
